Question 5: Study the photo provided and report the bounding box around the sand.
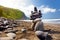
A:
[44,23,60,40]
[0,21,60,40]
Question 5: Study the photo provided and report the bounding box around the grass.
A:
[0,5,24,20]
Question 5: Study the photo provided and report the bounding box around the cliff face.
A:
[20,13,29,20]
[0,5,27,20]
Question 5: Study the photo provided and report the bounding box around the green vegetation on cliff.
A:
[0,6,24,19]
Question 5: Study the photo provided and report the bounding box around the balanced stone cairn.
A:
[30,7,42,20]
[0,17,19,31]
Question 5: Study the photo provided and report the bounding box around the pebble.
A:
[6,33,16,38]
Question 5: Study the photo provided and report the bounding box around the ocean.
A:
[42,19,60,24]
[18,19,60,24]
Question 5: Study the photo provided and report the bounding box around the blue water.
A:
[42,19,60,24]
[19,19,60,24]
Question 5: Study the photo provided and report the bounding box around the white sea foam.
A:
[42,19,60,24]
[17,19,60,24]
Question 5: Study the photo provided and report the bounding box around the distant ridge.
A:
[0,5,27,20]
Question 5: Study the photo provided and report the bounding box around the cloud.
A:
[0,0,57,17]
[19,5,35,17]
[0,0,32,17]
[0,0,27,8]
[39,5,56,14]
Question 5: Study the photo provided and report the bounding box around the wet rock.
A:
[35,31,43,36]
[21,28,27,33]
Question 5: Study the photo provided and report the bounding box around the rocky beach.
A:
[0,20,60,40]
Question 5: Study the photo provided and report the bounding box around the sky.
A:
[0,0,60,19]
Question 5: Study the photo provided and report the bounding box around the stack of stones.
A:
[30,7,42,20]
[0,17,19,31]
[0,17,19,40]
